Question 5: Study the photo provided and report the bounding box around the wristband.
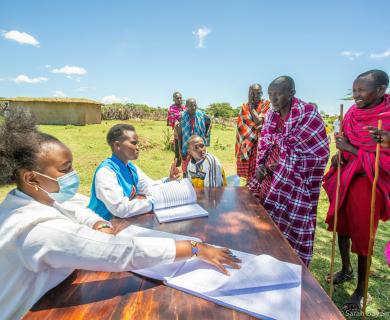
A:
[190,240,199,257]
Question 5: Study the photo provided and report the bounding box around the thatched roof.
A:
[0,97,102,105]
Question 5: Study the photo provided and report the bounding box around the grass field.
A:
[0,119,389,319]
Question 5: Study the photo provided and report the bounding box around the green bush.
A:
[102,103,168,121]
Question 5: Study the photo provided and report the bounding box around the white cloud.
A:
[2,30,40,47]
[44,64,51,69]
[340,51,363,60]
[76,86,95,92]
[14,74,48,84]
[369,49,390,59]
[101,95,130,104]
[192,27,211,48]
[52,65,87,75]
[53,90,66,98]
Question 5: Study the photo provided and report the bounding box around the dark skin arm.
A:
[330,134,357,168]
[175,241,241,275]
[205,115,211,145]
[174,120,183,165]
[335,134,358,155]
[249,107,262,128]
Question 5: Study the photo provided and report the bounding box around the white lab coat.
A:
[0,189,176,319]
[94,164,168,218]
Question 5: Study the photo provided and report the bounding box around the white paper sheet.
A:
[154,203,208,223]
[117,226,302,319]
[117,225,201,281]
[167,255,302,320]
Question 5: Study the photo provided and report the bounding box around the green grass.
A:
[0,120,389,319]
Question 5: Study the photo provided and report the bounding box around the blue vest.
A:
[88,154,139,220]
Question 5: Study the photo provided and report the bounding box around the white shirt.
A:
[333,119,340,134]
[0,189,176,319]
[95,164,168,218]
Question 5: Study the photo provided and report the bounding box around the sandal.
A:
[342,292,365,313]
[325,269,354,285]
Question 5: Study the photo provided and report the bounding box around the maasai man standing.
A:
[167,91,186,156]
[323,70,390,311]
[167,91,185,129]
[186,135,227,188]
[175,98,211,172]
[236,84,270,183]
[248,76,329,266]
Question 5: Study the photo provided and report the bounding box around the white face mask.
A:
[33,171,80,203]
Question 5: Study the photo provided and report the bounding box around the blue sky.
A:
[0,0,389,114]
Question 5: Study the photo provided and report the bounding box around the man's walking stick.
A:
[329,104,344,298]
[362,119,382,318]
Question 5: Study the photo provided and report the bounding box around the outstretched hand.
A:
[169,159,181,181]
[198,244,241,275]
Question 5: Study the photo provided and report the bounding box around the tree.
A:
[206,102,235,118]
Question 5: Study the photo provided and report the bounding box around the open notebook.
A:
[149,178,208,223]
[118,225,302,320]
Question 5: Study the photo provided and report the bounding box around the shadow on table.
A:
[31,273,160,311]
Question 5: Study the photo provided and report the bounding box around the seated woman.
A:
[186,135,227,187]
[0,109,240,319]
[88,124,180,220]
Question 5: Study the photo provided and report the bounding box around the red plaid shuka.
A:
[236,100,270,180]
[323,94,390,255]
[248,98,329,265]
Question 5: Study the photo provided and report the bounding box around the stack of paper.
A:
[118,226,302,319]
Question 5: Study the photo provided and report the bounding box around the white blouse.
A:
[0,189,176,319]
[94,164,168,218]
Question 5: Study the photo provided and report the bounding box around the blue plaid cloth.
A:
[181,110,208,156]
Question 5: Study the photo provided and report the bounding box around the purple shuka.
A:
[249,97,329,265]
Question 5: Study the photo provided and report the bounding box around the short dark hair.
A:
[357,69,389,87]
[0,108,61,185]
[106,124,135,146]
[270,76,295,91]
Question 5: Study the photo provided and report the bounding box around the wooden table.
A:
[24,187,344,320]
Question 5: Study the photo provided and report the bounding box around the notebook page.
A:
[167,253,300,294]
[212,262,302,320]
[167,252,302,320]
[167,250,255,293]
[212,255,300,294]
[154,203,208,223]
[151,179,196,210]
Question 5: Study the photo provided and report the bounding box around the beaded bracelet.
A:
[190,240,199,257]
[96,223,112,230]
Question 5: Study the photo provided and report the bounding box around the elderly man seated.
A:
[186,135,226,188]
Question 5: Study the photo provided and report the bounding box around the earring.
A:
[34,186,39,191]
